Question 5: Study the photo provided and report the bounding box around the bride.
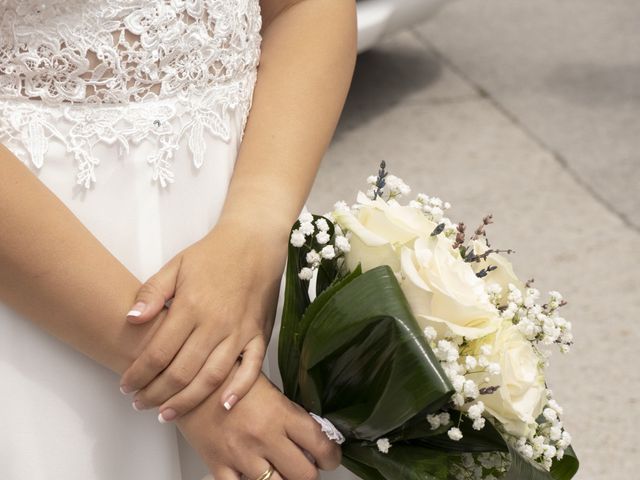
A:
[0,0,357,479]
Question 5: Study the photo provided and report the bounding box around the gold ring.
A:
[255,466,274,480]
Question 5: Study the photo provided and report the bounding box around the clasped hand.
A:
[119,219,285,421]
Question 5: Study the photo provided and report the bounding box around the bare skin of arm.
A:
[0,144,160,373]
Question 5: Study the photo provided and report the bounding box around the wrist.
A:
[217,213,290,245]
[204,217,288,279]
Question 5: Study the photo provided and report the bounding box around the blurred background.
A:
[307,1,640,478]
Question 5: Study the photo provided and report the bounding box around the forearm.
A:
[0,145,161,374]
[217,0,357,242]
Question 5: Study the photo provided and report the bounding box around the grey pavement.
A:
[308,3,640,479]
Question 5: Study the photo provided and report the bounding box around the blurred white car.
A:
[357,0,445,52]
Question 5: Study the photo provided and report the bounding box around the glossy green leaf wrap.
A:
[278,218,579,480]
[298,265,453,440]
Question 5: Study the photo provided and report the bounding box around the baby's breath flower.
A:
[426,411,452,430]
[315,218,329,232]
[549,426,563,441]
[423,326,437,342]
[384,175,411,197]
[366,188,376,200]
[298,267,313,281]
[436,340,459,363]
[452,393,465,407]
[463,379,479,399]
[543,408,558,423]
[290,230,306,248]
[427,414,441,430]
[376,438,391,454]
[439,412,451,425]
[333,200,349,213]
[299,221,314,236]
[467,401,485,420]
[472,417,486,431]
[306,250,320,266]
[448,427,463,441]
[465,355,478,370]
[320,245,336,260]
[547,399,564,415]
[315,231,330,245]
[334,235,351,253]
[299,211,313,224]
[452,375,465,393]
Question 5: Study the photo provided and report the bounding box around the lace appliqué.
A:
[0,72,256,187]
[0,0,262,187]
[0,0,262,105]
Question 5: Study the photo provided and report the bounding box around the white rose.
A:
[398,235,501,340]
[468,323,546,437]
[333,192,437,274]
[471,239,525,305]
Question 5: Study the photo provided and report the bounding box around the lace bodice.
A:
[0,0,261,104]
[0,0,262,187]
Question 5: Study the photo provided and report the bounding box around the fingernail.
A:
[158,408,177,423]
[127,302,146,318]
[120,384,132,395]
[223,394,238,411]
[132,399,145,411]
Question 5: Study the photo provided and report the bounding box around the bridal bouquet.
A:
[278,163,579,480]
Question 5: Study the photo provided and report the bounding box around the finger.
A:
[238,456,283,480]
[133,330,224,410]
[120,306,194,394]
[267,438,318,480]
[285,408,341,471]
[220,335,266,410]
[157,337,241,417]
[126,257,181,324]
[211,465,241,480]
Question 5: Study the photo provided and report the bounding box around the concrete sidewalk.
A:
[308,2,639,478]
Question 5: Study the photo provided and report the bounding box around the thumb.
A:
[126,258,180,324]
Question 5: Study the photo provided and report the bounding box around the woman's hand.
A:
[119,218,287,420]
[178,371,342,480]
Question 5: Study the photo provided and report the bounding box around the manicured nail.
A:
[158,408,177,423]
[132,399,145,411]
[223,394,238,411]
[120,385,131,395]
[127,302,146,318]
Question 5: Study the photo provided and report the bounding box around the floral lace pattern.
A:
[0,0,262,187]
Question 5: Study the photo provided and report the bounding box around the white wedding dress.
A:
[0,1,355,479]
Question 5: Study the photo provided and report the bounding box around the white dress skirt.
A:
[0,97,358,480]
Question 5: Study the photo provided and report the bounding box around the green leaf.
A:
[343,443,449,480]
[278,221,313,399]
[296,265,454,441]
[551,445,579,480]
